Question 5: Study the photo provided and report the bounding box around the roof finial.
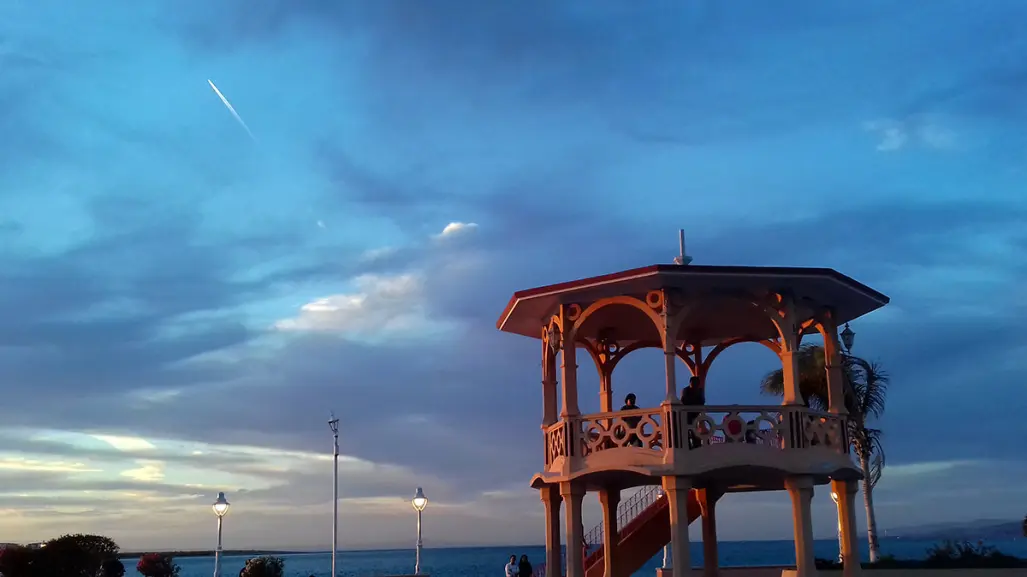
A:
[673,229,693,265]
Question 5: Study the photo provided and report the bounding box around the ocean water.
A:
[136,539,1027,577]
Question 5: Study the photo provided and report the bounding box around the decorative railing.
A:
[544,420,569,465]
[543,405,848,467]
[797,410,847,449]
[684,405,786,448]
[578,407,664,456]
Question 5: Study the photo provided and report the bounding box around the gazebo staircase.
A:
[536,487,702,577]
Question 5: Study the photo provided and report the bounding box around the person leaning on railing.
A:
[681,376,706,449]
[620,393,644,447]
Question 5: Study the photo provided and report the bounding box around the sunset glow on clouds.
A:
[0,0,1025,551]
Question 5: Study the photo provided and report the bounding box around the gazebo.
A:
[497,260,889,577]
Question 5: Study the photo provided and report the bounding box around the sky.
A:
[1,0,1026,553]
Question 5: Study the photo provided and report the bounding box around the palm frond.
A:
[846,357,889,420]
[759,343,830,409]
[869,452,884,489]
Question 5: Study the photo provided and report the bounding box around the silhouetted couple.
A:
[506,554,532,577]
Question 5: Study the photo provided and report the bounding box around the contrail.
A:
[207,79,256,141]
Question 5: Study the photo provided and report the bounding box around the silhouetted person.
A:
[681,376,705,448]
[518,555,533,577]
[620,393,643,447]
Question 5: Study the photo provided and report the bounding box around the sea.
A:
[135,539,1027,577]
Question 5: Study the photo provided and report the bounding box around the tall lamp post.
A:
[836,322,855,565]
[659,488,670,570]
[212,492,230,577]
[329,413,340,577]
[412,487,428,575]
[830,491,843,564]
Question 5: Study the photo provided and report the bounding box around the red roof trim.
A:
[496,264,890,331]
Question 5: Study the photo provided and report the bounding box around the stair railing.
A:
[583,485,663,551]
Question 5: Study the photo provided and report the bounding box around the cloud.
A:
[92,435,156,452]
[121,460,165,483]
[434,221,479,239]
[1,0,1026,551]
[272,273,457,339]
[863,118,956,152]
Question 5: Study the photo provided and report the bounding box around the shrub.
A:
[0,545,36,577]
[815,541,1026,570]
[240,556,285,577]
[103,558,126,577]
[922,540,1026,568]
[136,553,180,577]
[37,534,121,577]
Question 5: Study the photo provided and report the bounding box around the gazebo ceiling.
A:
[497,264,890,343]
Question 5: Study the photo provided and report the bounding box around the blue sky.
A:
[1,0,1026,551]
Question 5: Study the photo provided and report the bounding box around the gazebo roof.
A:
[497,264,889,342]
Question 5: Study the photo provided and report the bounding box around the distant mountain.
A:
[887,519,1023,541]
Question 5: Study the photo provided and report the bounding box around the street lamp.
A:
[412,487,428,575]
[830,491,843,564]
[329,413,340,577]
[659,488,670,570]
[840,323,855,354]
[212,492,230,577]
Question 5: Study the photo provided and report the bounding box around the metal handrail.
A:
[582,485,662,550]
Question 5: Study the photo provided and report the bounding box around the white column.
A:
[662,476,692,577]
[785,477,816,577]
[542,485,563,577]
[698,489,718,577]
[559,332,579,418]
[599,489,620,577]
[832,479,862,577]
[562,482,585,577]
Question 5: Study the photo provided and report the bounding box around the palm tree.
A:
[760,343,890,563]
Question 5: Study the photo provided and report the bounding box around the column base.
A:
[657,569,701,577]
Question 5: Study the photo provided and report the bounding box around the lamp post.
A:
[659,488,670,570]
[329,413,340,577]
[412,487,428,575]
[830,491,843,564]
[212,492,230,577]
[840,323,855,354]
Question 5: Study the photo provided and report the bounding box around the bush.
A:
[922,540,1025,568]
[0,545,36,577]
[240,556,285,577]
[815,541,1027,570]
[136,553,180,577]
[103,558,126,577]
[0,535,121,577]
[40,534,121,577]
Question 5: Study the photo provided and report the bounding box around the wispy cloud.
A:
[92,435,156,452]
[863,117,957,152]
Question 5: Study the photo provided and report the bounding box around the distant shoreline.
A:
[120,550,305,559]
[118,537,1026,559]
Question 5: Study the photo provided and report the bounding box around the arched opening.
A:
[609,347,666,409]
[573,299,664,415]
[700,341,783,406]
